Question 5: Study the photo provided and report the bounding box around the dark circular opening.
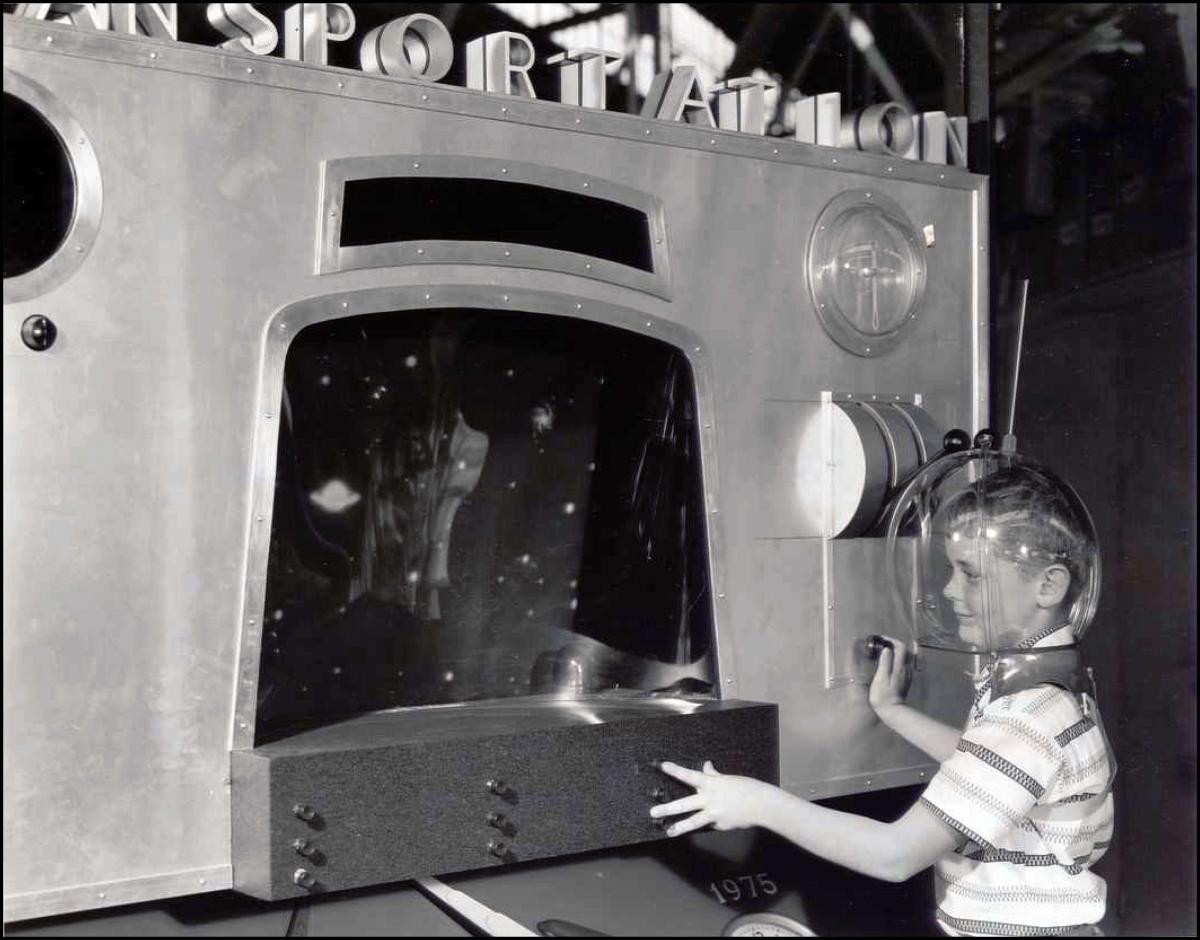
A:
[3,91,77,279]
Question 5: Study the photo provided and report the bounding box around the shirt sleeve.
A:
[920,701,1064,849]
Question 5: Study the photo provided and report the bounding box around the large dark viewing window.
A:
[256,308,713,742]
[338,177,655,272]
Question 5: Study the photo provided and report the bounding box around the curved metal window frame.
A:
[230,285,726,752]
[3,68,103,303]
[317,155,673,300]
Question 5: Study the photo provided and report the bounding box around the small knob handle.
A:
[973,427,999,450]
[865,635,892,660]
[293,868,317,889]
[292,838,316,858]
[488,839,508,858]
[20,315,57,352]
[487,811,508,829]
[486,778,508,795]
[292,803,317,821]
[942,429,971,453]
[650,787,668,803]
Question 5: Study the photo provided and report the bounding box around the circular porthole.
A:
[806,190,927,358]
[3,70,102,302]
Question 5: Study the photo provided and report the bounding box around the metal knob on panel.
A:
[485,778,508,795]
[486,811,508,829]
[488,839,508,858]
[292,803,317,822]
[292,838,317,858]
[20,315,57,351]
[293,868,317,889]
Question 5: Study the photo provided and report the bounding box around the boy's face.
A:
[941,531,1049,650]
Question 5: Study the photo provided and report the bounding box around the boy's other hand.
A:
[868,635,911,712]
[649,760,776,836]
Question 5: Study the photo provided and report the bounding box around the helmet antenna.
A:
[1001,279,1030,454]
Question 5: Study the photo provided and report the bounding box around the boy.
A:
[651,462,1115,937]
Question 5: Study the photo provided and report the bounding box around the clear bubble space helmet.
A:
[885,447,1101,656]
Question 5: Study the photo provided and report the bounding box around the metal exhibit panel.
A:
[3,15,987,921]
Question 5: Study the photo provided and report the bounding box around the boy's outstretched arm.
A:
[651,761,964,883]
[869,639,962,763]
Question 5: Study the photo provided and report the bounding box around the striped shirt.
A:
[922,625,1115,937]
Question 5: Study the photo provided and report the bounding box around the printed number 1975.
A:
[709,873,779,904]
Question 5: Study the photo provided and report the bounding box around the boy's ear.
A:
[1036,564,1071,608]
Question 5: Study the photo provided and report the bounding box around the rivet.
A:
[828,604,834,610]
[887,167,893,173]
[704,423,711,429]
[644,129,651,135]
[265,413,272,420]
[831,157,838,163]
[78,137,86,145]
[424,293,431,301]
[75,245,84,253]
[341,301,348,309]
[421,94,429,101]
[575,303,582,309]
[865,347,871,353]
[809,788,817,795]
[504,250,510,256]
[501,167,508,174]
[199,878,207,885]
[866,192,871,198]
[256,515,264,522]
[585,263,592,270]
[246,67,254,74]
[694,346,701,352]
[718,592,726,599]
[45,35,54,43]
[582,181,589,188]
[501,106,508,113]
[239,723,247,730]
[709,139,716,144]
[337,81,344,89]
[97,892,105,899]
[772,147,779,154]
[329,208,338,216]
[279,322,287,330]
[574,117,581,124]
[416,248,425,255]
[711,507,718,514]
[413,162,421,169]
[655,237,663,244]
[248,618,256,624]
[149,52,158,60]
[645,320,652,327]
[502,295,509,302]
[866,779,873,786]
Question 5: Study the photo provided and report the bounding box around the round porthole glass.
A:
[806,190,927,358]
[3,71,103,303]
[3,91,75,279]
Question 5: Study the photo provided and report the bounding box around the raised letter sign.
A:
[20,2,110,29]
[284,3,355,65]
[206,3,278,55]
[110,3,177,40]
[360,13,453,82]
[903,111,947,163]
[839,102,914,157]
[548,48,621,110]
[641,66,715,127]
[712,76,777,134]
[946,116,968,167]
[466,31,537,98]
[795,92,841,146]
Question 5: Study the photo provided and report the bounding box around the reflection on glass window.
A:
[256,308,713,741]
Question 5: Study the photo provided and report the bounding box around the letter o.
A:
[839,103,915,157]
[360,14,453,82]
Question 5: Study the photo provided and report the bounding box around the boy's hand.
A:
[868,635,912,712]
[649,761,776,836]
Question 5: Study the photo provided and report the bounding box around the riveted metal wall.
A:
[2,13,986,922]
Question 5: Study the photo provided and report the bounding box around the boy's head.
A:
[936,464,1098,650]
